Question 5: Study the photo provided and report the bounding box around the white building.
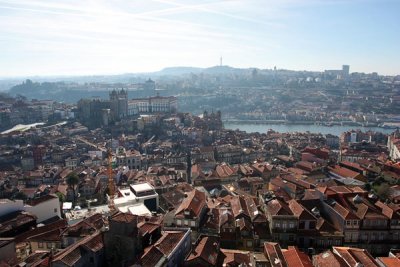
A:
[0,195,61,223]
[24,194,62,223]
[112,182,159,214]
[128,96,177,114]
[388,134,400,160]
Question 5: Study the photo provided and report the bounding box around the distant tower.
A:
[109,89,128,121]
[342,65,350,77]
[144,78,156,91]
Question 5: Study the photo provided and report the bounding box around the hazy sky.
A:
[0,0,399,77]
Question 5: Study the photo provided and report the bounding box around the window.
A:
[54,208,57,213]
[351,232,358,242]
[190,221,196,227]
[346,220,351,226]
[47,243,52,249]
[309,221,316,229]
[379,232,384,241]
[353,220,359,226]
[345,232,352,242]
[176,219,181,226]
[246,241,253,248]
[289,235,295,242]
[38,242,44,248]
[362,233,368,241]
[371,233,376,241]
[184,220,189,226]
[275,222,281,228]
[299,221,305,229]
[393,233,399,241]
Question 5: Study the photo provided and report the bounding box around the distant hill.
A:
[154,66,204,76]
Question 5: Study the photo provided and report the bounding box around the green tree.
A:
[55,192,65,203]
[66,173,79,206]
[376,183,390,200]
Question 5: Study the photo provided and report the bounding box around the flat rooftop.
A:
[130,183,154,193]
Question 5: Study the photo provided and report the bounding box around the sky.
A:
[0,0,399,77]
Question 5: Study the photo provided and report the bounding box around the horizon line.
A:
[0,64,398,80]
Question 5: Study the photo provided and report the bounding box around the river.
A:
[224,122,396,136]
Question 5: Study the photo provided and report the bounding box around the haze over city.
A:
[1,0,399,77]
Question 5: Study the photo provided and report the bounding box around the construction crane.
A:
[107,148,116,211]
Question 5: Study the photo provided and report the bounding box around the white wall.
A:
[24,197,61,223]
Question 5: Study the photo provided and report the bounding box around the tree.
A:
[55,192,65,203]
[376,183,390,200]
[66,173,79,206]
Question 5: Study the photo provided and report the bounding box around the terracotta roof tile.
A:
[111,212,138,223]
[186,236,219,265]
[313,250,347,267]
[175,189,206,218]
[282,246,313,267]
[141,246,164,267]
[220,249,251,267]
[267,199,293,216]
[155,231,186,256]
[263,242,287,267]
[377,257,400,267]
[333,247,378,267]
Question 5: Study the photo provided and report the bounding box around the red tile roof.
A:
[141,230,187,267]
[186,236,219,266]
[156,231,186,256]
[328,166,364,181]
[141,246,164,267]
[288,199,317,221]
[52,232,103,267]
[376,257,400,267]
[175,189,206,218]
[266,199,293,216]
[263,242,287,267]
[333,247,378,267]
[110,212,138,223]
[313,250,347,267]
[282,246,313,267]
[15,219,67,243]
[27,228,65,242]
[220,249,251,267]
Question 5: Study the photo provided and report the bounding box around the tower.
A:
[109,89,128,120]
[342,65,350,77]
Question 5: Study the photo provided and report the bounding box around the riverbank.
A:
[224,122,395,136]
[223,119,383,127]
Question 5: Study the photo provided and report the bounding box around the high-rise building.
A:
[342,65,350,77]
